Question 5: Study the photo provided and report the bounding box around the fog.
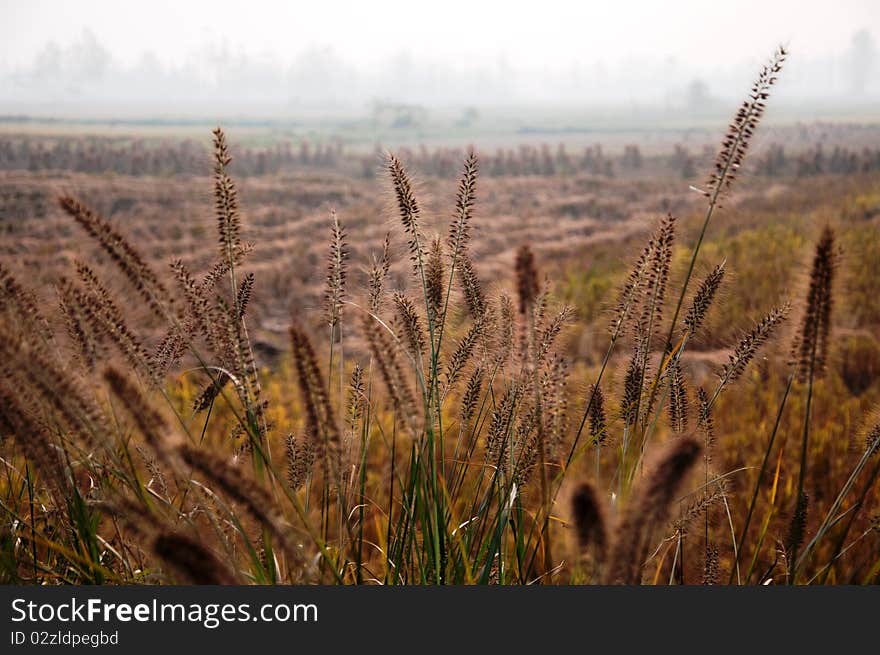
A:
[1,0,877,119]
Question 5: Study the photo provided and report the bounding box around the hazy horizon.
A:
[1,0,878,120]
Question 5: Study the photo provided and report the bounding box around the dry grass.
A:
[1,47,879,585]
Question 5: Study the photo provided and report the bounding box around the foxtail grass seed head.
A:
[0,262,53,341]
[792,226,837,382]
[153,531,235,585]
[571,482,607,560]
[346,364,366,432]
[393,292,427,359]
[785,492,809,567]
[236,272,255,320]
[702,544,720,585]
[459,254,487,321]
[59,195,169,318]
[493,294,515,367]
[515,244,539,314]
[426,237,445,325]
[460,366,485,427]
[721,303,790,383]
[697,386,715,465]
[212,127,242,262]
[178,444,302,565]
[448,150,478,258]
[667,360,689,434]
[388,154,424,267]
[704,46,786,201]
[445,318,484,390]
[637,214,675,332]
[684,262,725,334]
[621,335,646,427]
[588,384,607,447]
[606,437,702,584]
[290,322,341,477]
[286,432,315,492]
[368,233,392,314]
[534,305,573,363]
[361,312,418,430]
[324,209,347,330]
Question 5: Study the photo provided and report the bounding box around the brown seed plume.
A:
[667,360,689,434]
[153,531,236,585]
[289,323,341,479]
[684,262,725,335]
[324,209,347,330]
[0,262,53,343]
[425,236,445,325]
[484,383,522,471]
[542,355,570,460]
[515,244,539,314]
[606,437,702,584]
[571,482,608,561]
[59,195,168,318]
[368,233,392,314]
[785,492,809,570]
[388,154,423,268]
[57,289,98,370]
[533,305,572,363]
[637,213,675,334]
[236,272,255,320]
[460,366,485,428]
[0,325,106,450]
[493,294,515,367]
[445,318,485,391]
[346,364,367,432]
[697,386,715,466]
[285,432,316,492]
[393,292,427,359]
[0,384,68,496]
[459,253,487,321]
[362,314,418,429]
[448,149,478,260]
[621,333,646,427]
[702,544,720,585]
[178,444,302,565]
[720,303,790,384]
[104,367,169,454]
[588,383,607,447]
[212,127,242,263]
[866,423,880,457]
[62,266,155,380]
[792,226,837,382]
[704,46,786,201]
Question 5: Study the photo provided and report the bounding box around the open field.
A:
[2,57,880,584]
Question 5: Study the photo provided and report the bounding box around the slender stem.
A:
[729,373,794,584]
[25,464,38,584]
[790,338,818,584]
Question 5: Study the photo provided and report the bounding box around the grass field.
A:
[1,47,879,585]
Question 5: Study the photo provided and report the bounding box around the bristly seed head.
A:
[720,303,790,384]
[571,482,607,560]
[324,209,348,330]
[515,244,539,314]
[791,226,837,382]
[704,46,786,202]
[684,262,725,335]
[588,383,607,447]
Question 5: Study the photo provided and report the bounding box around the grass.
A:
[1,46,879,585]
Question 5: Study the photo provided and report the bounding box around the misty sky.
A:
[1,0,878,115]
